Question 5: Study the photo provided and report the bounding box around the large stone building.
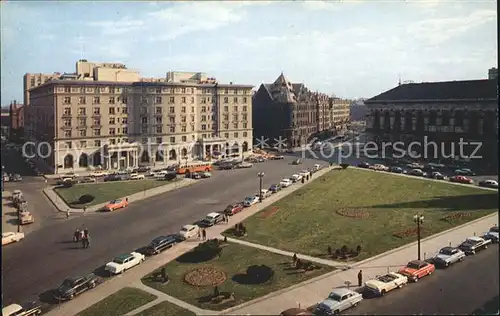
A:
[364,79,498,162]
[329,97,351,133]
[253,73,341,148]
[25,64,253,174]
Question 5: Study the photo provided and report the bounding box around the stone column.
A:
[412,118,417,132]
[379,115,385,131]
[478,116,484,135]
[389,114,395,130]
[424,117,429,131]
[400,113,405,131]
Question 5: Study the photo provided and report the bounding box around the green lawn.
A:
[77,287,157,316]
[142,241,333,311]
[54,179,179,208]
[223,169,498,260]
[135,301,196,316]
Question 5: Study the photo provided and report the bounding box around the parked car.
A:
[219,163,236,170]
[12,189,23,201]
[370,164,389,171]
[243,195,260,207]
[11,174,22,182]
[188,172,202,179]
[407,163,425,169]
[409,169,426,177]
[364,272,408,296]
[236,162,253,169]
[313,164,322,171]
[179,224,200,240]
[137,166,151,173]
[478,180,498,188]
[292,158,302,165]
[103,174,121,182]
[430,172,447,180]
[390,166,403,173]
[2,232,25,246]
[130,173,145,180]
[258,189,272,200]
[145,236,179,255]
[314,288,363,315]
[433,247,466,267]
[280,178,293,187]
[290,174,303,182]
[449,175,474,184]
[20,210,34,225]
[103,199,129,212]
[90,171,108,177]
[299,170,311,178]
[272,155,285,160]
[199,212,224,227]
[53,274,99,300]
[224,203,244,216]
[458,236,491,255]
[398,260,435,282]
[483,226,499,243]
[105,252,145,275]
[269,184,281,193]
[454,168,476,176]
[357,162,371,169]
[200,171,212,178]
[2,302,42,316]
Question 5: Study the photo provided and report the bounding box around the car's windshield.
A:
[327,293,341,301]
[113,257,125,264]
[181,227,188,232]
[439,249,453,255]
[490,227,499,233]
[407,262,420,269]
[110,200,120,204]
[62,279,74,287]
[378,274,396,282]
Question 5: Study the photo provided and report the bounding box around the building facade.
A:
[488,67,498,80]
[364,79,498,162]
[23,73,61,106]
[253,73,334,148]
[25,70,253,174]
[329,97,351,133]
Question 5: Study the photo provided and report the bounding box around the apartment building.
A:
[25,71,253,174]
[329,97,351,133]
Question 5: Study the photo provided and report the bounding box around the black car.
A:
[54,274,99,301]
[188,172,202,179]
[145,235,179,255]
[219,163,236,170]
[358,162,371,168]
[390,166,403,173]
[104,175,121,182]
[137,166,151,173]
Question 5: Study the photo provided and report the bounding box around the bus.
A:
[176,162,213,175]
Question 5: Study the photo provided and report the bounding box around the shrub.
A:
[327,246,332,255]
[295,259,302,269]
[340,163,350,169]
[356,245,362,253]
[341,245,348,254]
[78,194,95,204]
[335,249,341,257]
[62,181,73,188]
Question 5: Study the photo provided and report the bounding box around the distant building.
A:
[350,100,367,121]
[329,97,351,133]
[24,73,61,106]
[488,67,498,80]
[252,73,334,148]
[1,108,10,139]
[365,79,498,162]
[9,101,24,142]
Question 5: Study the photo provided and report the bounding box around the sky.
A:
[1,0,497,103]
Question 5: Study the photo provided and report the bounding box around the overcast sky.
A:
[1,0,497,103]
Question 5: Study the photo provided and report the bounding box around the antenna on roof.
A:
[398,73,402,86]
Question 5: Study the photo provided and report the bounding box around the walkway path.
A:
[43,164,336,316]
[224,237,348,268]
[42,178,197,213]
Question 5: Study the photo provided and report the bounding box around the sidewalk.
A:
[43,165,336,316]
[42,179,197,213]
[221,212,499,315]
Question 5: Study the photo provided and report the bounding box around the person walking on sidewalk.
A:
[202,228,207,240]
[66,209,70,219]
[197,230,201,240]
[357,270,363,287]
[83,205,87,214]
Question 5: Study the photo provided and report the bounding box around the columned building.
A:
[253,73,332,148]
[365,79,498,162]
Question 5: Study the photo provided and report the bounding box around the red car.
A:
[224,203,244,216]
[398,260,435,282]
[449,175,474,184]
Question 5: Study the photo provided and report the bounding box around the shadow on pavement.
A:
[93,265,112,279]
[471,295,499,315]
[38,289,59,305]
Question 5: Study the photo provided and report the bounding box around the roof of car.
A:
[466,236,483,241]
[206,212,221,217]
[440,246,455,252]
[2,304,23,314]
[182,224,196,229]
[152,236,168,243]
[408,259,426,265]
[330,288,355,296]
[115,253,133,261]
[66,276,83,283]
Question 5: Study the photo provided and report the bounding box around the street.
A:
[343,244,499,315]
[1,157,324,306]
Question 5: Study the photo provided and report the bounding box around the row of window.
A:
[58,86,251,95]
[63,107,127,116]
[62,95,249,105]
[63,96,127,105]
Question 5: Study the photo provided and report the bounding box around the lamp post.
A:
[257,172,265,202]
[414,214,424,260]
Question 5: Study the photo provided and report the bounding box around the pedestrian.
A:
[202,229,207,240]
[83,228,89,238]
[126,197,129,203]
[357,270,363,287]
[161,267,168,283]
[66,209,70,219]
[197,230,201,240]
[83,205,87,214]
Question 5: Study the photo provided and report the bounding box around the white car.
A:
[236,162,253,168]
[364,272,408,296]
[280,178,293,187]
[484,226,499,243]
[433,247,466,267]
[2,232,25,246]
[290,174,303,182]
[130,173,145,180]
[313,164,321,171]
[370,164,389,171]
[105,252,145,275]
[243,195,260,207]
[90,170,108,177]
[179,224,200,240]
[299,170,310,177]
[258,189,272,200]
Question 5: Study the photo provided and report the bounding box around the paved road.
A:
[2,157,324,305]
[343,244,499,315]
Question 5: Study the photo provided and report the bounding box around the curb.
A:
[349,211,498,268]
[43,179,195,213]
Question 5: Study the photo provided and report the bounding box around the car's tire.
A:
[484,245,488,249]
[413,277,418,282]
[333,310,340,315]
[428,270,432,275]
[381,290,386,296]
[68,294,74,300]
[89,282,96,289]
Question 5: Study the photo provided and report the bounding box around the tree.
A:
[327,246,332,255]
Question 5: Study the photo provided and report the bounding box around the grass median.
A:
[142,240,334,311]
[223,168,498,260]
[135,301,196,316]
[54,179,180,208]
[77,287,156,316]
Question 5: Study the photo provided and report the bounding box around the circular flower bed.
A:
[184,267,227,287]
[336,208,370,218]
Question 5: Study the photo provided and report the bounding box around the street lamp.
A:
[414,214,424,260]
[257,172,265,202]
